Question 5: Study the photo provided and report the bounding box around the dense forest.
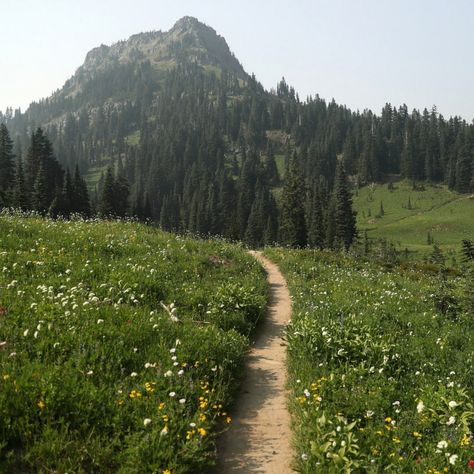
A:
[1,18,473,249]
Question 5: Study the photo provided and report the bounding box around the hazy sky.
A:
[1,0,474,120]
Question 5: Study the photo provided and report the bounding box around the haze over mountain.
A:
[0,16,473,250]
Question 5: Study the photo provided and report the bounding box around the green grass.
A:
[274,154,286,179]
[266,247,474,473]
[0,213,267,473]
[125,130,141,146]
[84,163,109,189]
[353,181,474,256]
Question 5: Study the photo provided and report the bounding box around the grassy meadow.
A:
[353,181,474,256]
[266,247,474,473]
[0,213,267,473]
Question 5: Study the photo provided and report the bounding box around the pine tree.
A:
[0,124,15,193]
[430,244,445,266]
[333,161,357,250]
[307,184,325,249]
[31,162,49,213]
[72,165,91,216]
[12,160,28,210]
[99,167,116,217]
[280,152,307,247]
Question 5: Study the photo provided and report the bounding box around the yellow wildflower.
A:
[159,402,165,410]
[145,382,155,393]
[2,374,10,381]
[37,400,45,410]
[198,427,207,436]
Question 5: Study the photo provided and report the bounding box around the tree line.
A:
[1,58,473,248]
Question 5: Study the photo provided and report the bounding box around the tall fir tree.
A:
[333,161,357,250]
[0,124,15,194]
[280,151,307,247]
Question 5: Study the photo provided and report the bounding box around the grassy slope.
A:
[0,214,266,473]
[266,247,474,473]
[353,181,474,255]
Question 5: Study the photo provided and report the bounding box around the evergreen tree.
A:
[12,159,28,210]
[280,152,307,247]
[72,165,91,216]
[0,124,15,193]
[333,161,357,249]
[99,167,117,217]
[31,162,50,213]
[307,184,325,249]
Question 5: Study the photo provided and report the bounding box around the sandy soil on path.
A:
[212,251,293,473]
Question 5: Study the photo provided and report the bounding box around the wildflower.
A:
[169,391,176,397]
[189,422,196,428]
[164,370,173,377]
[437,440,448,449]
[385,417,392,423]
[179,398,186,404]
[129,390,142,399]
[301,453,308,461]
[160,426,169,436]
[449,454,458,465]
[198,427,207,436]
[158,402,165,410]
[448,401,458,409]
[130,372,138,377]
[143,418,152,427]
[416,400,425,413]
[37,400,45,410]
[413,431,422,439]
[86,370,93,376]
[460,433,471,447]
[366,410,374,418]
[163,469,171,474]
[2,374,10,381]
[468,460,474,469]
[226,416,232,424]
[446,416,456,426]
[97,319,104,324]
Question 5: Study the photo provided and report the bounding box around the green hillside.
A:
[0,213,266,473]
[353,181,474,256]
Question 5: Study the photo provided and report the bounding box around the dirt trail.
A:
[213,251,293,473]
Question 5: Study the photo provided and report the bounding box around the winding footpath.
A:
[213,251,293,473]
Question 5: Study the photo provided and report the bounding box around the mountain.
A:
[14,17,246,128]
[0,17,473,253]
[62,16,246,103]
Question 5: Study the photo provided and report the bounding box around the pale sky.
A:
[1,0,474,120]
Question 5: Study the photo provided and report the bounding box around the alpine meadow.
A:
[1,9,474,474]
